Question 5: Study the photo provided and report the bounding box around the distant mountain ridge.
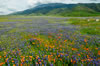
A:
[12,3,100,16]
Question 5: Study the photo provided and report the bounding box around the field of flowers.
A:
[0,16,100,66]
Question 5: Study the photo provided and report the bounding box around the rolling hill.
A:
[12,3,100,16]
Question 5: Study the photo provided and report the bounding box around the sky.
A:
[0,0,100,15]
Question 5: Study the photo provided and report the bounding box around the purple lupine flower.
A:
[50,64,53,66]
[8,64,10,66]
[57,52,59,55]
[44,61,47,66]
[60,54,63,57]
[53,48,55,51]
[16,64,19,66]
[7,59,9,63]
[39,51,40,54]
[26,60,28,63]
[65,54,68,56]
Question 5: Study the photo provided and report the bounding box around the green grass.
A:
[0,16,33,22]
[68,18,100,35]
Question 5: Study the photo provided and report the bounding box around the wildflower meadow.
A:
[0,16,100,66]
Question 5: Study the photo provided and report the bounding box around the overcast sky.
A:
[0,0,100,15]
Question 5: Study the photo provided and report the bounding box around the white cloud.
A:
[0,0,100,15]
[28,0,99,5]
[28,0,76,6]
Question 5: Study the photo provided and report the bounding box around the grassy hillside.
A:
[12,3,100,17]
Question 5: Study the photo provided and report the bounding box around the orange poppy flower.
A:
[73,60,76,64]
[54,59,55,63]
[84,48,89,51]
[32,42,35,45]
[21,58,25,63]
[84,39,87,42]
[78,54,81,56]
[36,56,39,59]
[20,63,23,66]
[12,61,14,63]
[87,55,89,58]
[0,56,1,58]
[4,56,6,58]
[0,62,5,66]
[72,48,78,51]
[29,56,33,59]
[58,55,60,57]
[95,48,98,50]
[39,62,41,64]
[81,59,84,62]
[60,58,62,61]
[60,49,62,51]
[58,36,61,39]
[64,40,67,42]
[98,51,100,55]
[41,60,43,62]
[5,58,8,62]
[13,64,16,66]
[71,59,73,62]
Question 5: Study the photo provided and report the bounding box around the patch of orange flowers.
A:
[0,62,5,66]
[98,51,100,55]
[72,48,78,51]
[84,47,89,51]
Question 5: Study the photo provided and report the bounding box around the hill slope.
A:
[12,3,100,16]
